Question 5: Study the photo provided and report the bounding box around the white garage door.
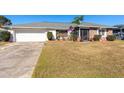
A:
[15,30,47,42]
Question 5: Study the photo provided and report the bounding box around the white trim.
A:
[8,30,16,42]
[79,28,81,38]
[104,30,107,37]
[101,30,107,38]
[96,29,99,35]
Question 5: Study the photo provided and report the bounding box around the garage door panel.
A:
[16,31,46,42]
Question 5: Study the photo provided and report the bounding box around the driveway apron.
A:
[0,42,44,78]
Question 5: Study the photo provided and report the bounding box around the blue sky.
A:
[5,15,124,26]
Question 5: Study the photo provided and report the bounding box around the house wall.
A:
[56,30,68,40]
[89,29,97,40]
[107,29,113,35]
[8,30,16,42]
[11,28,56,42]
[47,30,56,40]
[101,29,107,37]
[89,29,113,40]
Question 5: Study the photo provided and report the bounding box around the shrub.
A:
[47,32,53,40]
[70,31,78,41]
[106,35,116,41]
[122,37,124,40]
[93,35,101,41]
[56,34,60,40]
[0,31,11,41]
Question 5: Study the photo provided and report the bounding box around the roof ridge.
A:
[14,21,111,26]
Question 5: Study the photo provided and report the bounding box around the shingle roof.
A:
[79,22,115,28]
[7,22,115,29]
[12,22,77,30]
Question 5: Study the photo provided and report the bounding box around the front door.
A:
[81,29,89,41]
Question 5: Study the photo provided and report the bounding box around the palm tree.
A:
[72,15,84,25]
[0,16,12,27]
[71,16,84,41]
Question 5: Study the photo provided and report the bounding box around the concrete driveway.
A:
[0,42,44,78]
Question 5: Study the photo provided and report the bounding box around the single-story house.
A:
[113,25,124,40]
[2,22,116,42]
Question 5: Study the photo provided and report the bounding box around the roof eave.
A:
[78,25,99,28]
[2,26,69,30]
[100,27,117,29]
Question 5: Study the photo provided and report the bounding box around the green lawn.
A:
[32,40,124,78]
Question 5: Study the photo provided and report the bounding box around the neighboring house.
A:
[3,22,116,42]
[113,25,124,40]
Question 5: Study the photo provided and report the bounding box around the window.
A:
[99,30,105,35]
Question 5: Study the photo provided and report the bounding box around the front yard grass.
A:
[0,42,9,46]
[33,40,124,78]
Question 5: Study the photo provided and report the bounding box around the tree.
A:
[72,15,84,25]
[71,16,84,41]
[0,31,11,41]
[0,16,12,27]
[114,25,124,28]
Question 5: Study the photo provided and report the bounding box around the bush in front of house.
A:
[0,31,11,41]
[47,32,53,40]
[70,31,78,41]
[106,35,116,41]
[93,35,101,41]
[56,35,60,40]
